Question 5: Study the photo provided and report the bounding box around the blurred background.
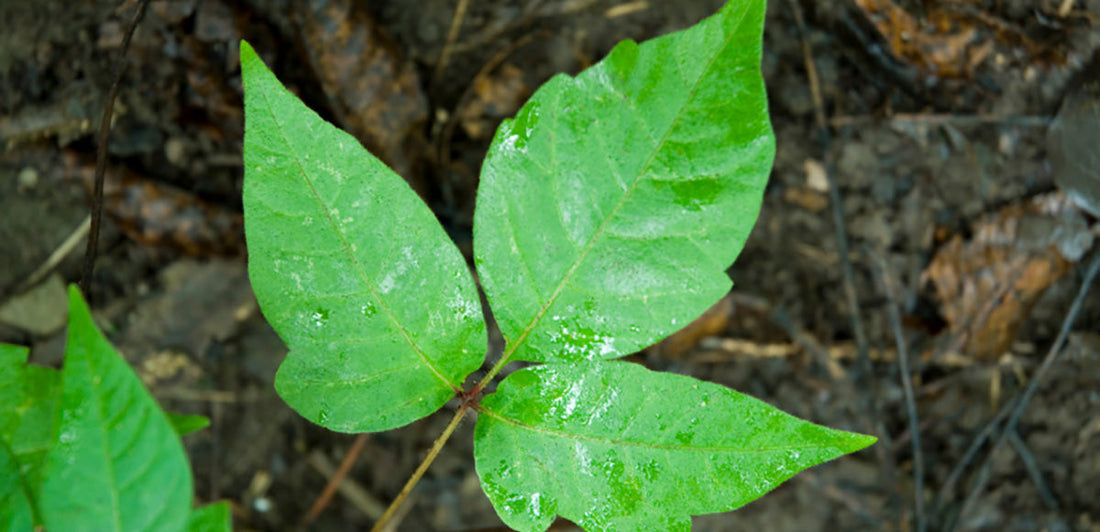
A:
[1,0,1098,530]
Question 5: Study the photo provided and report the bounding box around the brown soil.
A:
[2,0,1098,530]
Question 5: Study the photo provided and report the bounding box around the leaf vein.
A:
[489,14,745,372]
[255,82,459,393]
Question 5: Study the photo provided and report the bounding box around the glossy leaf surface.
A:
[37,287,192,532]
[475,361,876,531]
[241,41,487,432]
[473,0,774,363]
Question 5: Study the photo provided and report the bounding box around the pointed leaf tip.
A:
[474,0,774,365]
[38,284,193,531]
[475,361,874,531]
[240,39,255,59]
[241,34,486,432]
[849,433,878,453]
[66,284,88,324]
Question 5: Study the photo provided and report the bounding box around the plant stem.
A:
[303,433,370,525]
[370,403,470,532]
[476,353,511,392]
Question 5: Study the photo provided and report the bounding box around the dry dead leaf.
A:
[853,0,1031,80]
[922,192,1095,361]
[294,0,429,188]
[65,153,244,256]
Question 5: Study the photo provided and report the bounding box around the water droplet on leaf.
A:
[311,307,330,327]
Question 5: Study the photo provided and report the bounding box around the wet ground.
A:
[1,0,1099,530]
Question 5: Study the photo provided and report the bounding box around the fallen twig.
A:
[435,29,548,195]
[432,0,472,84]
[953,250,1100,527]
[930,394,1016,516]
[80,0,151,296]
[10,215,90,298]
[786,0,890,466]
[1007,429,1058,511]
[829,113,1051,128]
[303,434,374,525]
[874,253,926,532]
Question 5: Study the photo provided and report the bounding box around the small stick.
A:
[829,113,1051,128]
[80,0,151,295]
[955,250,1100,525]
[874,254,926,532]
[432,29,546,218]
[1006,429,1058,511]
[604,1,649,19]
[12,215,90,296]
[727,293,846,379]
[432,0,472,84]
[303,433,372,525]
[785,0,872,383]
[1058,0,1075,17]
[786,0,883,427]
[371,405,471,532]
[436,30,547,172]
[787,0,898,514]
[305,445,386,521]
[445,0,598,58]
[930,394,1016,514]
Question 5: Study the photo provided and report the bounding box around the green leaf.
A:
[475,361,875,531]
[37,287,192,532]
[241,41,487,433]
[0,342,59,520]
[0,441,34,532]
[166,412,211,437]
[473,0,774,364]
[188,501,232,532]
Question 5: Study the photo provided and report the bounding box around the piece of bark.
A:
[293,0,429,193]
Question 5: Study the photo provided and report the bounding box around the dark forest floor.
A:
[2,0,1099,530]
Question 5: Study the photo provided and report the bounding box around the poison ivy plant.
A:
[0,287,230,532]
[241,0,876,530]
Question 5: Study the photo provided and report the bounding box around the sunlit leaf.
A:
[241,41,487,432]
[474,0,774,364]
[37,287,192,532]
[475,362,875,531]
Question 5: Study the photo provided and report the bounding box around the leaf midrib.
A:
[492,6,750,369]
[67,342,123,531]
[479,407,843,454]
[253,77,460,393]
